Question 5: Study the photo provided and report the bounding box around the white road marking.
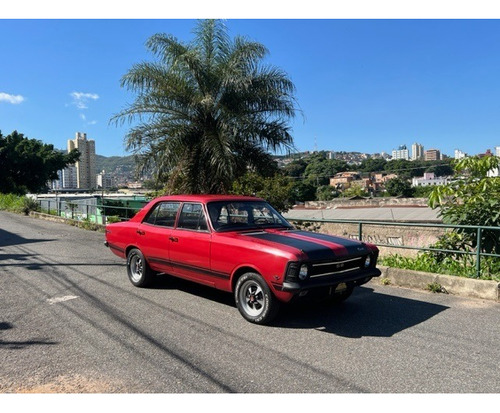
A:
[47,295,79,305]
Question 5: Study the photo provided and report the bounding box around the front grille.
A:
[309,256,366,278]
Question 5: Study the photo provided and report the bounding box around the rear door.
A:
[136,201,181,273]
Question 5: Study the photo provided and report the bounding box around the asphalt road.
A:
[1,211,499,393]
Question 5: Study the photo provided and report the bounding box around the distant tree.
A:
[413,185,435,198]
[112,19,297,194]
[359,158,387,173]
[316,185,338,201]
[385,177,415,197]
[0,130,80,195]
[292,180,317,202]
[282,158,308,178]
[302,154,349,186]
[341,182,369,198]
[231,172,294,212]
[384,159,413,179]
[426,163,453,177]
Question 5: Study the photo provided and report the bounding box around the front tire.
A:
[235,272,280,325]
[127,248,155,287]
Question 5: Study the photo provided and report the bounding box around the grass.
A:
[380,253,500,282]
[426,282,447,294]
[0,193,39,215]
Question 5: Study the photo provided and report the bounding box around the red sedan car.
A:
[105,195,381,324]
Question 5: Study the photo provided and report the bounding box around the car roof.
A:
[152,194,266,204]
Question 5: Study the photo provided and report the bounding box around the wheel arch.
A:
[230,265,262,293]
[125,245,141,259]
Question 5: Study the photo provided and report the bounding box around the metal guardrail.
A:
[290,218,500,279]
[37,199,146,224]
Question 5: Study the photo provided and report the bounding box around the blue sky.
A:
[2,8,500,157]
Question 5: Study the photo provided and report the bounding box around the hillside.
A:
[95,154,136,174]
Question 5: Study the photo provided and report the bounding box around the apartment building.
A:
[67,132,96,190]
[392,145,410,160]
[425,149,441,161]
[411,143,424,160]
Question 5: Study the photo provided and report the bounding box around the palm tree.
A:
[112,19,297,194]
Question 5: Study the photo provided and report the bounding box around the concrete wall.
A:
[294,221,446,258]
[306,197,429,208]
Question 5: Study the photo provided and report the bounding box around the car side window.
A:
[144,202,180,227]
[177,203,208,231]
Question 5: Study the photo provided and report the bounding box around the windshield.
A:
[207,201,293,232]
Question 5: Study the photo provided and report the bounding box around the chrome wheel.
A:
[127,248,154,287]
[129,254,144,283]
[235,272,280,324]
[239,280,265,317]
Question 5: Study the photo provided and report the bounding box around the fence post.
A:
[358,222,363,241]
[476,227,482,278]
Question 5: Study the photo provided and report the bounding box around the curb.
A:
[378,265,500,302]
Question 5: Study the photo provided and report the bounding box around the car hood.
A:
[236,229,375,261]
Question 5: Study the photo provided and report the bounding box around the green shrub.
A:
[0,193,39,214]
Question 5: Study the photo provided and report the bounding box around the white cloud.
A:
[70,91,99,109]
[0,92,25,104]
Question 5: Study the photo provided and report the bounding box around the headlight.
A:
[364,255,372,268]
[298,264,309,280]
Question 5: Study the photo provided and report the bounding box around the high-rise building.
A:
[97,170,114,189]
[392,145,409,160]
[411,143,424,160]
[454,149,467,159]
[67,132,96,190]
[62,165,78,189]
[425,149,441,161]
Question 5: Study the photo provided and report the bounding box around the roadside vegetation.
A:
[0,193,39,215]
[380,253,500,282]
[381,155,500,281]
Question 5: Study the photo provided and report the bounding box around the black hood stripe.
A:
[292,231,370,255]
[244,232,338,261]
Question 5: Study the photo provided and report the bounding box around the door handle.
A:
[169,236,178,242]
[136,230,145,235]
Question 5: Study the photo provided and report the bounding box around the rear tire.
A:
[235,272,280,325]
[127,248,155,287]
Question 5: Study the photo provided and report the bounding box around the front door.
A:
[168,203,213,286]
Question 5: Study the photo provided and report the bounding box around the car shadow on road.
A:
[275,286,449,337]
[0,228,55,248]
[151,277,449,338]
[152,274,235,307]
[0,321,58,350]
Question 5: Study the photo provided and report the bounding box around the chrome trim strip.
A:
[310,267,361,278]
[312,257,362,267]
